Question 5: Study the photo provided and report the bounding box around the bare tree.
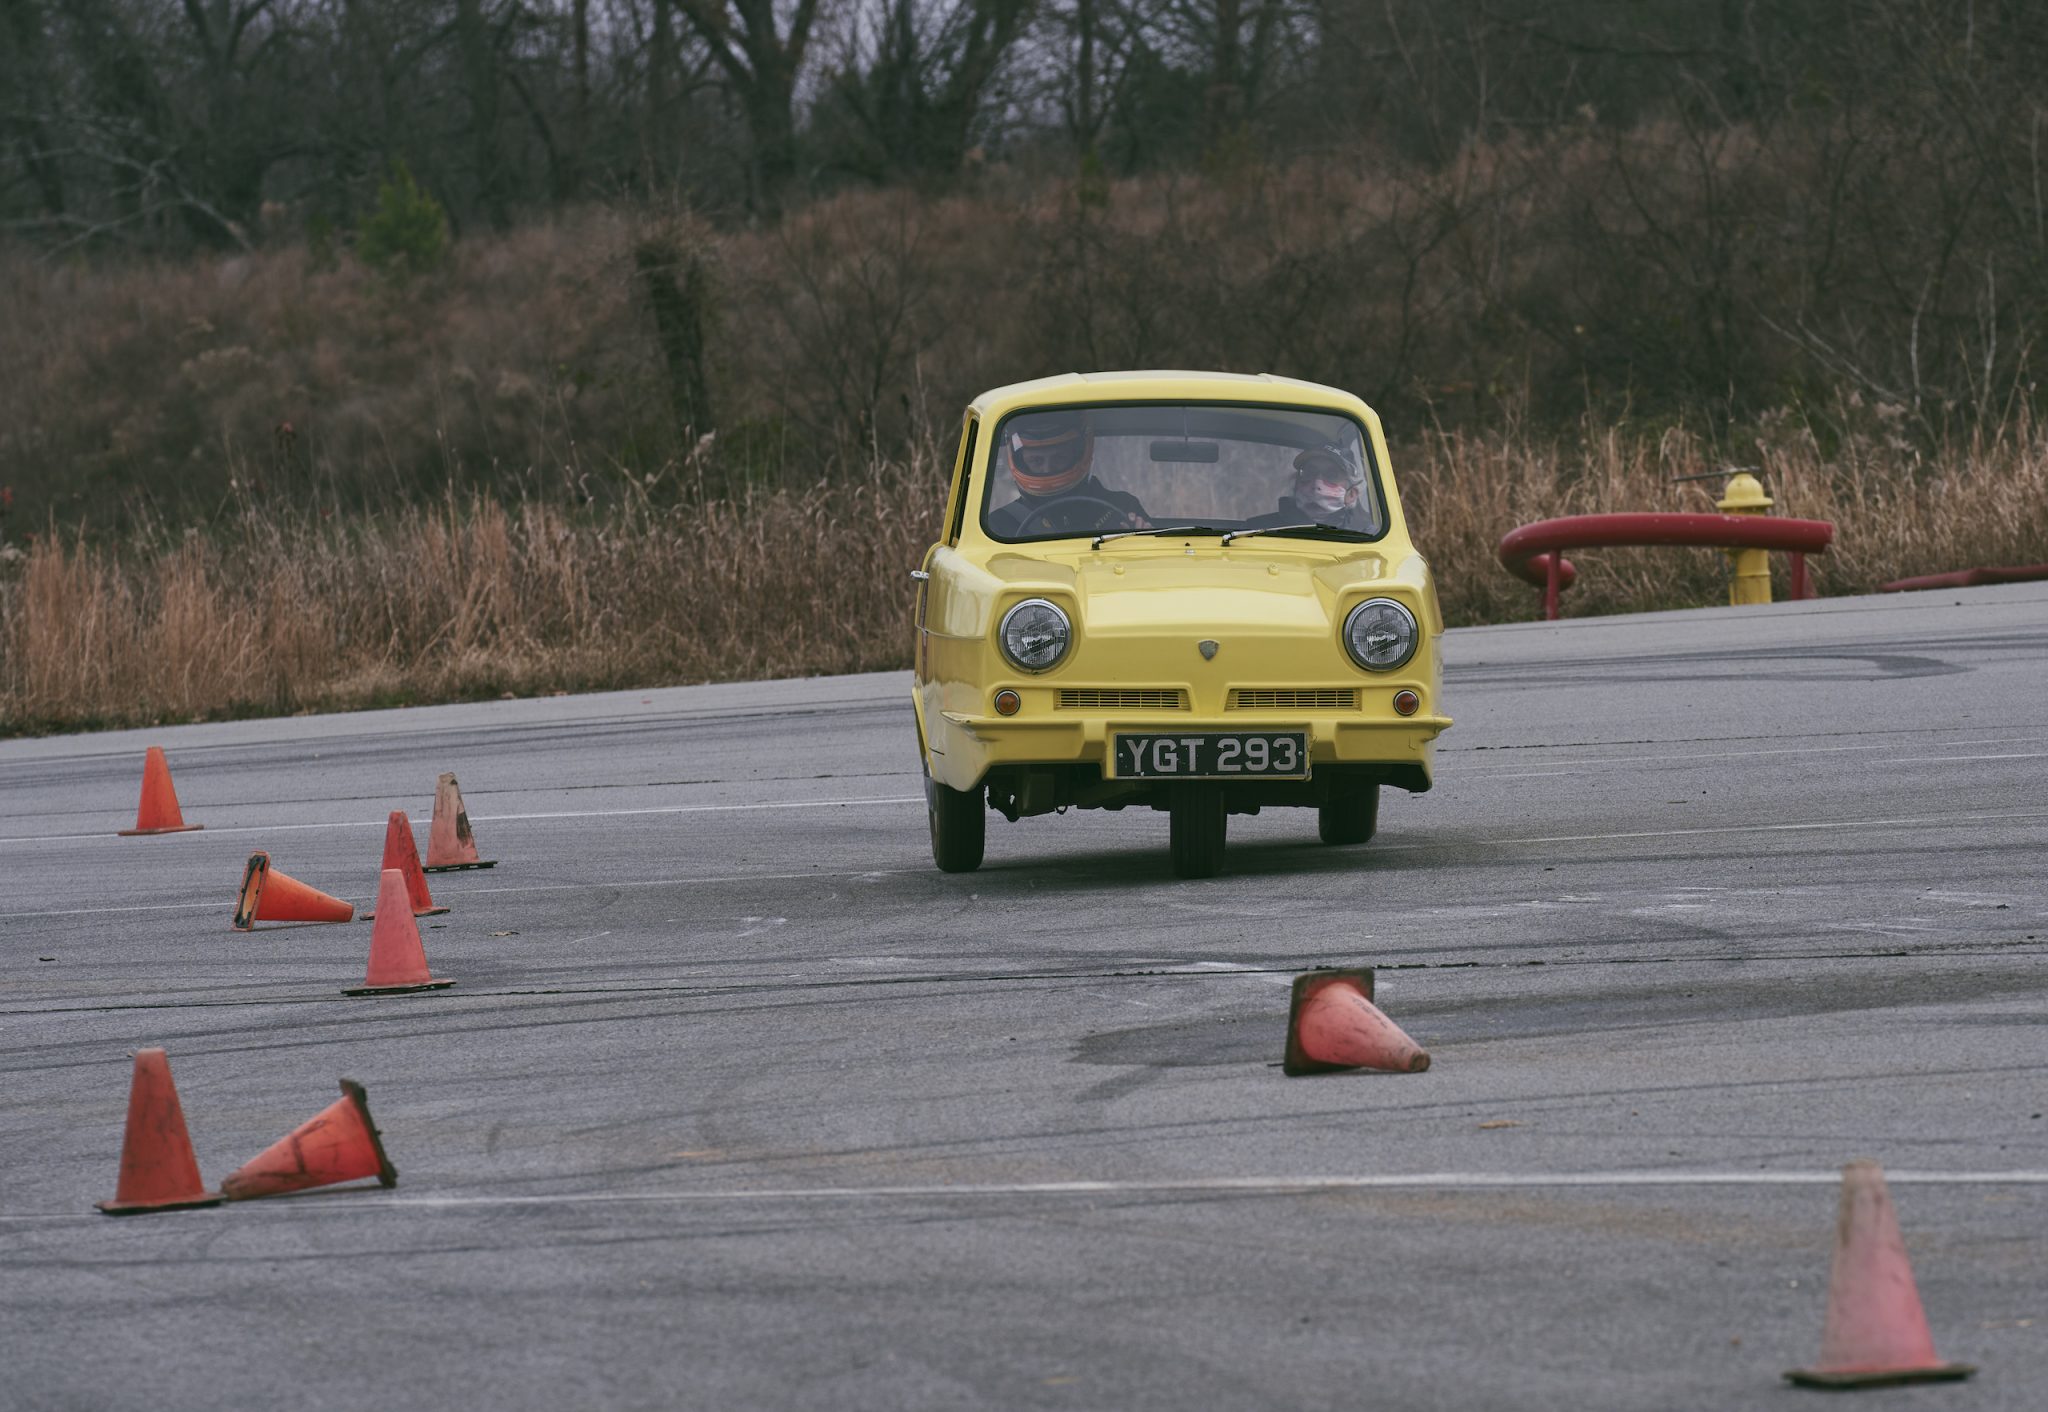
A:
[673,0,831,212]
[831,0,1035,180]
[0,0,69,219]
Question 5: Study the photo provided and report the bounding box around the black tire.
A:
[1169,783,1228,879]
[1318,782,1380,846]
[928,776,986,873]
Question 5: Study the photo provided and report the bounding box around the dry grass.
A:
[4,407,2044,734]
[0,445,941,733]
[1408,406,2048,625]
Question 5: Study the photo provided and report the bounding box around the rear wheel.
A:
[927,775,986,873]
[1318,782,1380,846]
[1169,784,1228,879]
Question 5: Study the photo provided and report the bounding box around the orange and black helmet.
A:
[1005,411,1094,496]
[1291,443,1364,513]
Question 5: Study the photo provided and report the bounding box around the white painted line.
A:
[0,796,927,846]
[0,900,224,920]
[6,1170,2046,1221]
[5,810,2045,915]
[0,866,931,919]
[352,1171,2048,1203]
[475,797,922,823]
[461,867,927,899]
[1492,808,2048,848]
[1892,752,2048,764]
[1454,735,2047,772]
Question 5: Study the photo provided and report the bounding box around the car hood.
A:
[984,546,1392,634]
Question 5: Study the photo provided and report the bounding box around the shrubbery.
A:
[354,163,450,278]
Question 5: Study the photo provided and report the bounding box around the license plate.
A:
[1112,731,1309,780]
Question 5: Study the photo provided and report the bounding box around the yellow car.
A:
[912,371,1450,878]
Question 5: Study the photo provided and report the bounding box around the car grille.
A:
[1228,688,1359,710]
[1057,688,1188,710]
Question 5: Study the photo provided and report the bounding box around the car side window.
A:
[944,415,979,546]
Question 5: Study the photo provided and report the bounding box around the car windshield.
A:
[980,402,1385,544]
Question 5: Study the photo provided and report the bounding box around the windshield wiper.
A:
[1220,523,1374,545]
[1092,524,1232,549]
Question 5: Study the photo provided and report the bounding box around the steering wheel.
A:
[1014,495,1137,537]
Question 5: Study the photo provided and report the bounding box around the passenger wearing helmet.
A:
[986,411,1151,537]
[1253,443,1372,532]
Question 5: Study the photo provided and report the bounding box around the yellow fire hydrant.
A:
[1716,472,1774,605]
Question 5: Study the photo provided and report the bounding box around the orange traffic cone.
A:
[344,868,456,996]
[117,746,202,836]
[232,852,354,930]
[424,772,495,872]
[97,1049,223,1215]
[1282,968,1431,1075]
[1785,1160,1975,1388]
[370,810,447,917]
[220,1079,397,1201]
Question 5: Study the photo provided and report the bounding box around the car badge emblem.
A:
[1198,640,1219,660]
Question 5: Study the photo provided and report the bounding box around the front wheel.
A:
[1169,784,1228,879]
[928,775,986,873]
[1318,783,1380,846]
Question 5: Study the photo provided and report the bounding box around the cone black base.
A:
[1785,1363,1975,1390]
[341,978,456,997]
[97,1192,224,1216]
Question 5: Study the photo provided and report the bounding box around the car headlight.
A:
[999,598,1072,673]
[1342,597,1418,672]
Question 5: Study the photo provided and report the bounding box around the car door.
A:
[914,412,979,759]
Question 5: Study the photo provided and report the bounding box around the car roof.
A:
[968,370,1378,427]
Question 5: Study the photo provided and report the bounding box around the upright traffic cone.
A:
[220,1079,397,1200]
[424,772,495,871]
[97,1049,223,1215]
[1282,968,1431,1075]
[344,868,455,996]
[372,810,447,917]
[232,852,354,929]
[1785,1160,1975,1388]
[117,746,202,835]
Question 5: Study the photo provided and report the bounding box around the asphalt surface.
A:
[3,583,2045,1411]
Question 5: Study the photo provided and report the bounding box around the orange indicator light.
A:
[994,690,1021,716]
[1392,690,1420,717]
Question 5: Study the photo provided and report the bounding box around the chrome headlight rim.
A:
[998,597,1073,674]
[1342,597,1419,673]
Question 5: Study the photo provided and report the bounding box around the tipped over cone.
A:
[371,811,447,917]
[424,772,495,871]
[118,746,202,836]
[344,868,455,996]
[1283,969,1431,1075]
[97,1049,223,1215]
[233,852,354,930]
[1785,1160,1975,1388]
[221,1079,397,1201]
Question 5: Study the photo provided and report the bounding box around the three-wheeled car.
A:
[912,371,1449,877]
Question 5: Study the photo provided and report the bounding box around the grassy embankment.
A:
[3,182,2045,734]
[7,414,2044,734]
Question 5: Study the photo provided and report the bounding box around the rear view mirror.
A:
[1150,440,1220,463]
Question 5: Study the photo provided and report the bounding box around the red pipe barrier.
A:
[1879,563,2048,593]
[1498,513,1835,620]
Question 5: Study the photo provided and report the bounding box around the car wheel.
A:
[928,776,986,873]
[1169,783,1228,879]
[1318,782,1380,846]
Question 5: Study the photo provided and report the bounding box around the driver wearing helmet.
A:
[986,410,1151,537]
[1261,442,1371,532]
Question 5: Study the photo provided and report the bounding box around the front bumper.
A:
[928,710,1450,794]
